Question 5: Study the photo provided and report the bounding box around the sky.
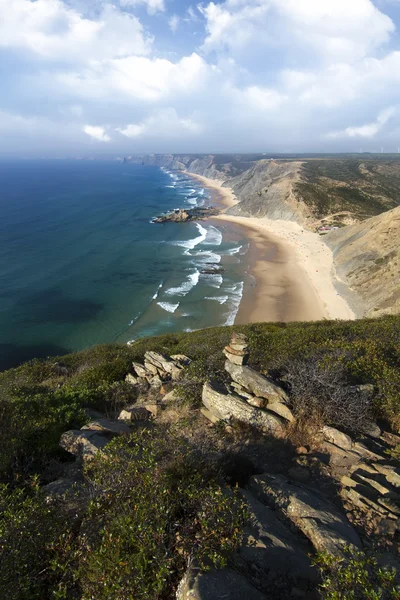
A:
[1,0,400,155]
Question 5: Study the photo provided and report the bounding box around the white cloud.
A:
[240,86,286,111]
[57,53,210,101]
[200,0,394,63]
[169,15,180,33]
[327,107,397,138]
[117,109,202,139]
[83,125,111,142]
[0,0,151,61]
[119,0,165,15]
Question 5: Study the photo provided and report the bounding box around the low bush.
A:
[313,547,400,599]
[0,429,246,600]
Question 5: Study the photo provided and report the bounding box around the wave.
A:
[157,301,180,313]
[172,223,208,255]
[152,281,163,300]
[165,269,200,297]
[226,245,242,255]
[165,184,176,188]
[194,250,221,264]
[186,197,198,206]
[205,296,229,304]
[203,225,222,246]
[224,282,244,325]
[201,273,223,289]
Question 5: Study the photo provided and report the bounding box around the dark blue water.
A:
[0,160,248,370]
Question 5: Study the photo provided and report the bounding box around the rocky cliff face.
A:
[226,159,310,223]
[326,205,400,317]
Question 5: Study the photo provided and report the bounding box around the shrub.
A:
[313,548,399,599]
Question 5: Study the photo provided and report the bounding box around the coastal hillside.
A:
[1,318,400,599]
[127,154,400,227]
[327,205,400,317]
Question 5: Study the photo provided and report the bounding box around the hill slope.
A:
[326,205,400,317]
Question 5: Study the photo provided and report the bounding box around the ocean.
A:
[0,159,249,370]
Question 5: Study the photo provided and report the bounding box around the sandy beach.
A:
[185,172,238,210]
[187,173,356,323]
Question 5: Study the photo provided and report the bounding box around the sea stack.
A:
[223,332,249,365]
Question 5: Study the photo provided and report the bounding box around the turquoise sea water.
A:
[0,160,248,370]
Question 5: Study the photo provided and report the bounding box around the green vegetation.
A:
[295,160,400,220]
[314,548,400,599]
[1,316,400,598]
[0,429,246,600]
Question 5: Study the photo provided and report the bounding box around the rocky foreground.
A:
[51,333,400,599]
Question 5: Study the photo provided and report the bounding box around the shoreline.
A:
[185,171,238,210]
[186,172,356,323]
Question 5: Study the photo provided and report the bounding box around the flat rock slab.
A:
[81,419,132,435]
[176,566,268,600]
[248,473,361,556]
[238,490,316,582]
[202,382,285,435]
[225,362,289,403]
[60,430,109,459]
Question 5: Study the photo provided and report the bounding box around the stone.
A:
[200,407,221,425]
[341,487,387,516]
[249,473,361,556]
[373,464,400,489]
[81,418,131,435]
[176,566,268,600]
[353,474,393,496]
[246,397,266,408]
[144,360,160,376]
[144,403,160,418]
[266,401,295,423]
[237,489,316,582]
[162,389,178,402]
[224,361,289,403]
[125,373,138,385]
[230,332,248,350]
[296,447,308,455]
[223,348,247,365]
[144,351,183,380]
[224,344,248,357]
[132,362,149,378]
[341,476,358,489]
[43,478,84,498]
[378,498,400,516]
[118,407,152,422]
[60,430,109,459]
[288,467,310,483]
[322,426,353,450]
[170,354,192,366]
[202,382,285,435]
[363,422,381,439]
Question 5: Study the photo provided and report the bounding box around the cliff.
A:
[326,205,400,317]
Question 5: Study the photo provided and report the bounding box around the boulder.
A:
[176,566,267,600]
[373,464,400,489]
[202,382,285,435]
[125,373,138,385]
[144,403,160,418]
[200,407,220,425]
[266,401,295,423]
[132,362,149,378]
[225,361,289,404]
[144,351,183,380]
[170,354,192,366]
[249,473,361,556]
[246,397,266,409]
[238,490,316,582]
[118,406,152,422]
[60,430,109,459]
[162,389,179,402]
[81,419,131,435]
[322,426,353,450]
[229,332,248,351]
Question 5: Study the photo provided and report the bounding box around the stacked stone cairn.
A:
[201,333,294,436]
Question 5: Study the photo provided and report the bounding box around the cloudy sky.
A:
[1,0,400,155]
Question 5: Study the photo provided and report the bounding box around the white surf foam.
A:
[205,296,229,304]
[194,250,222,264]
[152,282,163,300]
[165,270,200,296]
[202,273,223,289]
[203,225,222,246]
[157,301,180,313]
[223,282,244,325]
[172,223,208,255]
[226,245,242,255]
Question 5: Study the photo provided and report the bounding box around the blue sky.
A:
[1,0,400,155]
